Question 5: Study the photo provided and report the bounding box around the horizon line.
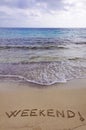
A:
[0,27,86,29]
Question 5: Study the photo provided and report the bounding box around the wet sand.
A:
[0,79,86,130]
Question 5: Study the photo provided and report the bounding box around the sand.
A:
[0,79,86,130]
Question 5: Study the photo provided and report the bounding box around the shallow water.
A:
[0,28,86,85]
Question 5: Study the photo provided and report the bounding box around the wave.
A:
[0,45,68,50]
[0,74,66,85]
[0,61,86,85]
[68,57,86,61]
[75,42,86,45]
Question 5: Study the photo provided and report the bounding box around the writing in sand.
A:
[5,109,85,122]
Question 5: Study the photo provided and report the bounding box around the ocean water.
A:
[0,28,86,85]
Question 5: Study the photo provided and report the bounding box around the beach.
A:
[0,28,86,130]
[0,79,86,130]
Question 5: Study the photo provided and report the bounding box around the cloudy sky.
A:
[0,0,86,27]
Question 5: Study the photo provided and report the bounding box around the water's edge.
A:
[0,61,86,85]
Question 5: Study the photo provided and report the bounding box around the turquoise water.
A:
[0,28,86,39]
[0,28,86,85]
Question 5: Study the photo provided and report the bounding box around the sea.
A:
[0,28,86,85]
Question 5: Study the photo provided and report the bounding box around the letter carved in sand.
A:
[5,109,86,130]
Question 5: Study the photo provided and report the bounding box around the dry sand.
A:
[0,79,86,130]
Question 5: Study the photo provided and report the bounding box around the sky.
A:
[0,0,86,27]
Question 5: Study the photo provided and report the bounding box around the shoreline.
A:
[0,78,86,90]
[0,60,86,86]
[0,78,86,130]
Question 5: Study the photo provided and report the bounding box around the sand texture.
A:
[0,79,86,130]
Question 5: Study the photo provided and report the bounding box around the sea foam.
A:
[0,61,86,85]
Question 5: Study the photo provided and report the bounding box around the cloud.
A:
[0,0,86,27]
[0,0,65,10]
